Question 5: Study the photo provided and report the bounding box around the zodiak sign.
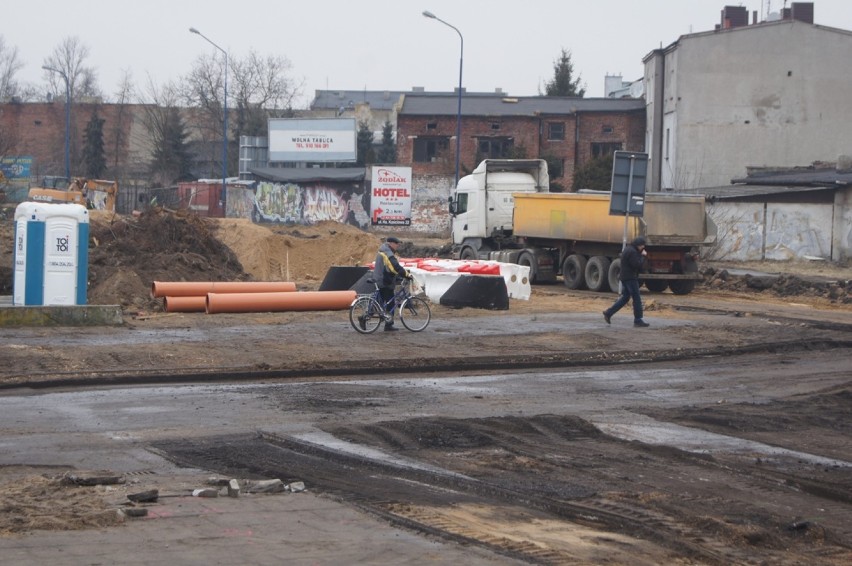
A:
[371,166,412,226]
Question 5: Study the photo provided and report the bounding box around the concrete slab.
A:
[0,298,123,327]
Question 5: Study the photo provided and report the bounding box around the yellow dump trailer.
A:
[513,192,714,247]
[449,159,716,295]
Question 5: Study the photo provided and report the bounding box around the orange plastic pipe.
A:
[152,281,297,298]
[163,296,207,313]
[206,290,357,314]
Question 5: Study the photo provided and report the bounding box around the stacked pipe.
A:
[151,281,355,314]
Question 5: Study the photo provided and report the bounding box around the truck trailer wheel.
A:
[669,280,696,295]
[562,254,587,290]
[669,257,698,295]
[585,256,611,292]
[644,280,668,293]
[607,259,621,294]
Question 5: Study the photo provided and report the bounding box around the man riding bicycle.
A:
[369,236,411,332]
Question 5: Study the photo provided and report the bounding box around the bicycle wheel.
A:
[399,296,431,332]
[349,296,383,334]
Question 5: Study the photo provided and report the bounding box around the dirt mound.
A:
[86,211,387,311]
[214,219,381,284]
[701,265,851,304]
[87,209,248,310]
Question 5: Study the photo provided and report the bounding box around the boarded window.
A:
[413,137,449,162]
[591,142,622,158]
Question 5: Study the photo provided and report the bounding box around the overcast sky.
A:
[5,0,851,106]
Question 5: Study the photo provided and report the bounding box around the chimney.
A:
[721,5,748,28]
[791,2,814,23]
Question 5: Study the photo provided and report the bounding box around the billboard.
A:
[371,166,412,226]
[1,156,33,179]
[268,118,356,162]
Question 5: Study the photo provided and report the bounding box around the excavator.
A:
[27,177,118,212]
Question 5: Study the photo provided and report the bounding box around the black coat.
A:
[619,244,646,281]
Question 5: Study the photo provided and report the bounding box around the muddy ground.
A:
[1,208,851,563]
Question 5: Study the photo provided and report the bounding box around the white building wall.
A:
[662,22,852,189]
[708,201,834,261]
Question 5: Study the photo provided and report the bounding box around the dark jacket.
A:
[619,241,646,281]
[373,243,408,288]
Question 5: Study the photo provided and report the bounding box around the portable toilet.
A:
[13,202,90,306]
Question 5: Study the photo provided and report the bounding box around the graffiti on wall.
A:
[252,181,356,226]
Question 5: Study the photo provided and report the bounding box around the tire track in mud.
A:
[150,413,852,565]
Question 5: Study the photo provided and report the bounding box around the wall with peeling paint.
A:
[835,188,852,261]
[708,200,838,261]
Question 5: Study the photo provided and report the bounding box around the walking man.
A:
[603,236,650,327]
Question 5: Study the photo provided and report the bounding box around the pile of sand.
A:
[214,219,382,284]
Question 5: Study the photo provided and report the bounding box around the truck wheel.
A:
[669,256,698,295]
[585,256,611,292]
[518,252,538,284]
[607,259,621,294]
[562,254,587,290]
[644,280,668,293]
[669,280,696,295]
[460,247,477,260]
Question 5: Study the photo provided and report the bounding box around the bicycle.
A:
[349,277,431,334]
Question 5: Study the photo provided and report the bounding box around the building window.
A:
[427,122,438,130]
[547,122,565,141]
[591,142,622,159]
[413,136,449,162]
[601,125,614,134]
[490,122,501,130]
[476,137,513,159]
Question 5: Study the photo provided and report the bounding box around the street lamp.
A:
[422,10,463,187]
[42,65,71,180]
[189,27,229,211]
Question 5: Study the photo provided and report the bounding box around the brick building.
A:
[0,101,148,182]
[396,94,646,190]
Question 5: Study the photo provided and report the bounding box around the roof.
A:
[731,169,852,186]
[310,88,512,112]
[250,167,365,183]
[399,95,645,117]
[310,90,406,112]
[693,185,840,201]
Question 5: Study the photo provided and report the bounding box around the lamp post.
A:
[422,10,463,187]
[42,65,71,180]
[189,27,229,211]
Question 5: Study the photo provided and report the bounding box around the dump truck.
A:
[448,159,716,295]
[28,178,118,211]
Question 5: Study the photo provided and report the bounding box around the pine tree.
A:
[82,111,107,178]
[543,48,586,97]
[151,107,194,184]
[377,120,396,164]
[356,121,375,166]
[572,154,614,191]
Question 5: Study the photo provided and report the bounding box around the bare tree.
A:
[0,35,24,101]
[42,36,101,100]
[107,69,134,177]
[181,50,302,174]
[230,49,301,135]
